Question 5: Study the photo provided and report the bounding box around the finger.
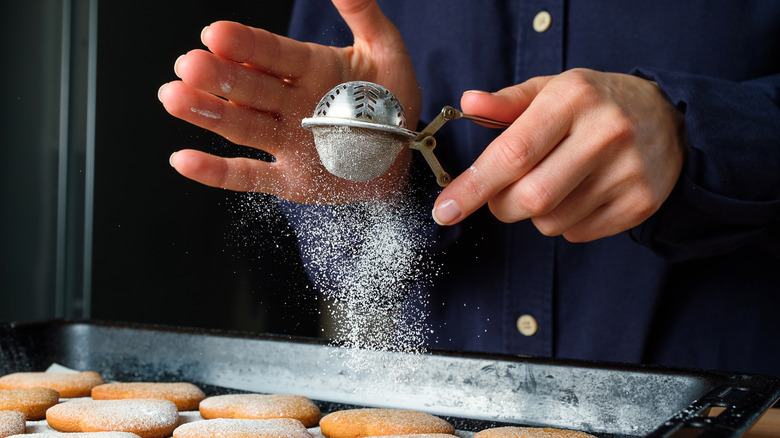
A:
[332,0,402,47]
[551,165,664,242]
[525,142,652,236]
[487,154,591,225]
[486,121,613,224]
[460,77,552,123]
[174,49,291,114]
[521,174,607,236]
[433,82,572,226]
[556,195,651,243]
[529,159,663,241]
[201,21,313,80]
[169,149,283,194]
[159,81,282,153]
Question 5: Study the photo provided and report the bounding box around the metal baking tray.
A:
[1,320,777,438]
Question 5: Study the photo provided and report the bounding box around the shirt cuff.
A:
[629,68,780,261]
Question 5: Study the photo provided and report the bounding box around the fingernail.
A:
[173,54,185,78]
[463,90,491,96]
[432,199,462,225]
[157,83,166,102]
[169,151,177,167]
[200,26,210,45]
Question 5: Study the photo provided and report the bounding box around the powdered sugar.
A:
[12,433,142,438]
[91,382,206,411]
[173,418,312,438]
[199,394,320,427]
[233,175,439,379]
[291,194,436,354]
[0,371,104,398]
[190,107,221,120]
[0,410,26,437]
[311,126,406,181]
[319,408,455,437]
[46,399,178,437]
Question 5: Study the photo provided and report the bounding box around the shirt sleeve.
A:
[629,69,780,262]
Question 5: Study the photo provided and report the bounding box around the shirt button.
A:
[516,314,538,336]
[533,11,552,33]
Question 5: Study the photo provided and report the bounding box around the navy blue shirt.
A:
[285,1,780,377]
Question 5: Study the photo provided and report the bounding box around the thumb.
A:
[460,77,552,124]
[331,0,402,47]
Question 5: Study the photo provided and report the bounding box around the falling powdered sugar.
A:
[282,186,440,378]
[228,141,440,379]
[307,203,419,339]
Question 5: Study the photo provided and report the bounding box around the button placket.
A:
[518,0,565,80]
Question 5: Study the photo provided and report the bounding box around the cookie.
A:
[0,411,26,438]
[318,408,455,438]
[46,398,179,438]
[173,418,312,438]
[92,382,206,411]
[473,427,598,438]
[200,394,320,427]
[365,435,457,438]
[8,434,142,438]
[0,387,59,420]
[0,371,104,398]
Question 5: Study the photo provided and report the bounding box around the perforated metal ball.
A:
[302,82,415,181]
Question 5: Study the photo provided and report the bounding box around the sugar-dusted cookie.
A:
[8,433,141,438]
[46,399,179,438]
[0,371,104,398]
[92,382,206,411]
[364,435,457,438]
[173,418,312,438]
[0,410,26,438]
[474,427,598,438]
[318,408,455,438]
[0,387,59,420]
[199,394,320,427]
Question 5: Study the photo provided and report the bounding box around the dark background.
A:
[1,1,321,337]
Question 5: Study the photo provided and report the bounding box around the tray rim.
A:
[0,317,748,377]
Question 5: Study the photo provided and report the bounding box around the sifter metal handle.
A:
[410,106,511,187]
[443,106,512,129]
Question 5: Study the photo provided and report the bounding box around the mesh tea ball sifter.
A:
[301,81,510,186]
